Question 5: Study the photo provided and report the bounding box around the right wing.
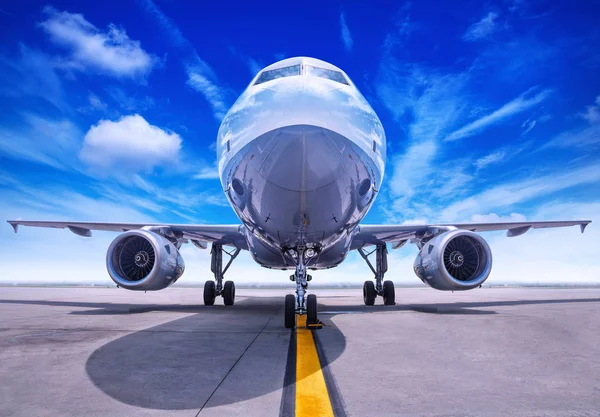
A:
[7,220,246,248]
[352,220,592,248]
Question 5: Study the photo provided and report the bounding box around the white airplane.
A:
[8,57,591,328]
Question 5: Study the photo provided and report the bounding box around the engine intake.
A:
[413,230,492,291]
[106,230,185,291]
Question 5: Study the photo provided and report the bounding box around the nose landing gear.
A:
[284,250,319,329]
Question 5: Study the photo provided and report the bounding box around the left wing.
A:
[352,220,591,248]
[7,220,246,248]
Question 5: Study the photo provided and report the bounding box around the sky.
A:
[0,0,599,286]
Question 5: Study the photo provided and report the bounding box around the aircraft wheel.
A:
[223,280,235,306]
[383,280,395,305]
[204,281,216,306]
[307,294,317,324]
[284,294,296,329]
[363,281,376,306]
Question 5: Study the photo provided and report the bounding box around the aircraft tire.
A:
[223,280,235,306]
[383,280,395,305]
[307,294,317,324]
[363,281,376,306]
[204,280,216,306]
[284,294,296,329]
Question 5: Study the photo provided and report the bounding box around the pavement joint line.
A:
[195,305,279,416]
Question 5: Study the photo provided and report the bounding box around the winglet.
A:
[7,221,18,233]
[581,221,591,233]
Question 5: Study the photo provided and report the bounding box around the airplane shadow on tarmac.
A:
[2,295,600,410]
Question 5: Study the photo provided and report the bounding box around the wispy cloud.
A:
[474,141,530,170]
[193,164,220,180]
[463,12,499,41]
[521,118,536,136]
[440,162,600,221]
[340,12,353,52]
[39,6,157,78]
[0,44,67,111]
[0,114,82,169]
[186,60,229,120]
[80,114,181,172]
[580,95,600,124]
[138,0,230,120]
[376,58,471,217]
[445,88,552,142]
[138,0,187,46]
[229,46,263,77]
[542,97,600,149]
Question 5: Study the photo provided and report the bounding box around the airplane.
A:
[7,57,591,328]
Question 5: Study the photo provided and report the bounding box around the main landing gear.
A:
[358,243,395,306]
[204,243,240,306]
[284,250,318,329]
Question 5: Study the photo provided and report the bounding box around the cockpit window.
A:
[305,65,349,85]
[254,64,301,85]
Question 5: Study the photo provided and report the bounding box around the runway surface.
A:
[1,286,599,417]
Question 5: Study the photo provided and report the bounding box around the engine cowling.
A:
[413,230,492,291]
[106,230,185,291]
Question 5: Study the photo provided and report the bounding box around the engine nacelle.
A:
[106,230,185,291]
[413,230,492,291]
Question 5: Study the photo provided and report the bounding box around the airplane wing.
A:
[6,220,246,248]
[352,220,592,248]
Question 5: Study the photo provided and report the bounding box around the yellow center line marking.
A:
[295,314,334,417]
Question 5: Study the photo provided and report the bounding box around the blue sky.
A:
[0,0,599,285]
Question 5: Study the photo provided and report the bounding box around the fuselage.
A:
[217,57,386,270]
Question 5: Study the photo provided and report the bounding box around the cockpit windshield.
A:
[305,65,349,85]
[254,64,301,85]
[253,63,350,86]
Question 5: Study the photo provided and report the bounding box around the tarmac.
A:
[1,286,599,417]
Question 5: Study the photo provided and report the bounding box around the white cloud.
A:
[445,88,552,142]
[80,114,181,172]
[580,95,600,124]
[39,6,157,78]
[463,12,499,41]
[340,12,353,52]
[186,61,229,120]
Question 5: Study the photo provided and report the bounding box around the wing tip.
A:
[7,221,18,233]
[581,221,592,234]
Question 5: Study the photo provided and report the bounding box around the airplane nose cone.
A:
[252,125,346,192]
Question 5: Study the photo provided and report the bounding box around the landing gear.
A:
[358,243,395,306]
[284,249,318,328]
[203,243,240,306]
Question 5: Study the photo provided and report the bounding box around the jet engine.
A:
[106,229,185,291]
[413,230,492,291]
